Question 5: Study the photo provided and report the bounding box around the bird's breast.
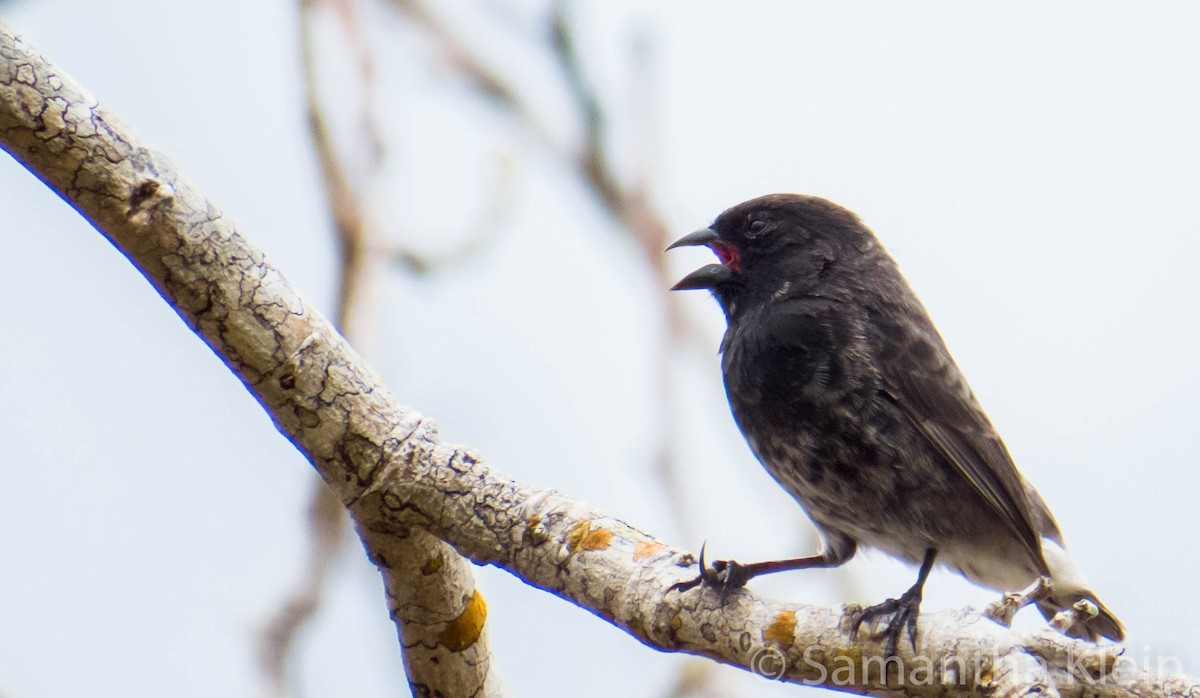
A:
[718,306,987,552]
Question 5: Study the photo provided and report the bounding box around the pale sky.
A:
[2,2,1198,696]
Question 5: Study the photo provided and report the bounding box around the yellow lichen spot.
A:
[566,521,590,552]
[763,610,797,646]
[566,521,612,553]
[421,553,444,575]
[633,540,665,560]
[524,513,550,545]
[440,591,488,652]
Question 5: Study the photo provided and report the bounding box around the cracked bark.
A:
[0,21,496,698]
[1,21,1196,698]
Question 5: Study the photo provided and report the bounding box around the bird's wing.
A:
[875,323,1048,574]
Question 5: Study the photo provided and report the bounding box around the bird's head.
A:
[667,193,878,315]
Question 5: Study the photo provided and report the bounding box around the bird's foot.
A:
[668,543,751,605]
[984,575,1052,627]
[851,586,924,658]
[1049,598,1100,638]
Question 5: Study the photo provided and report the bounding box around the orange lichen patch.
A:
[581,528,612,550]
[633,540,665,560]
[421,553,444,575]
[763,610,797,646]
[440,591,488,652]
[566,521,613,553]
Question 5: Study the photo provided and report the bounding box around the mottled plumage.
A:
[668,193,1122,648]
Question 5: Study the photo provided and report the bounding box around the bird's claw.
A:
[668,543,750,605]
[1050,598,1099,638]
[668,542,711,593]
[985,575,1052,627]
[851,587,923,658]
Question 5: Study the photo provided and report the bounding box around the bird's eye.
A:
[748,219,767,237]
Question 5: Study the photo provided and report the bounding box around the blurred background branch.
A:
[260,1,502,695]
[390,0,702,548]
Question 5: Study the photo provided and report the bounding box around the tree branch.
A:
[0,19,497,698]
[1,21,1191,698]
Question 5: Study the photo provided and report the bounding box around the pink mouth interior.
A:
[711,242,741,272]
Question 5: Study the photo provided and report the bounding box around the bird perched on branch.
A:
[667,193,1122,656]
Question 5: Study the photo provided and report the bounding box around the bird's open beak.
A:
[670,263,734,290]
[666,227,736,290]
[665,227,720,252]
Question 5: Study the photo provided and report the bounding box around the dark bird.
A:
[667,193,1122,654]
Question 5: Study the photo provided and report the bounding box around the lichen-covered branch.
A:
[1,21,1193,698]
[0,20,497,698]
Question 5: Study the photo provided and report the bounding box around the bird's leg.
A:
[670,541,851,605]
[984,575,1053,627]
[852,548,936,658]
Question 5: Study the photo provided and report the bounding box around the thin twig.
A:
[549,0,624,214]
[259,480,345,696]
[388,0,560,150]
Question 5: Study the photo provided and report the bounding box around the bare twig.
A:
[549,0,623,214]
[388,0,560,149]
[259,479,345,695]
[547,0,697,542]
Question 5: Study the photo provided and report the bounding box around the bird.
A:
[666,193,1123,655]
